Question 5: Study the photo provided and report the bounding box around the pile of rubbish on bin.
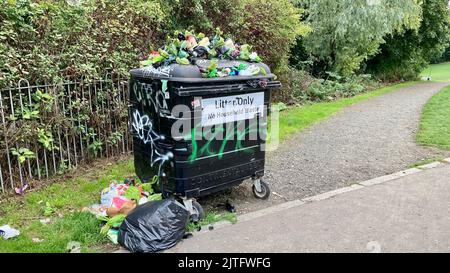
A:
[140,29,266,78]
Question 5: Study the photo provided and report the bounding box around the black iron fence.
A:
[0,75,132,195]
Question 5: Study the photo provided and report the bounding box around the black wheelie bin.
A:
[129,59,281,220]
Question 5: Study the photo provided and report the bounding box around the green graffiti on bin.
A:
[187,121,260,162]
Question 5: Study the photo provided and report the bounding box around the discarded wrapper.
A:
[0,225,20,240]
[106,200,137,217]
[66,241,81,253]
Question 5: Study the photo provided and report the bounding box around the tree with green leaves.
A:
[292,0,422,76]
[366,0,450,81]
[169,0,310,73]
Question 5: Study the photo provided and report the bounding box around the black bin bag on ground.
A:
[118,199,189,253]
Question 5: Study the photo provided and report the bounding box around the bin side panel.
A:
[129,77,174,183]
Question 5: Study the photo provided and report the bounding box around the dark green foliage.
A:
[289,38,311,71]
[444,46,450,62]
[276,67,380,105]
[166,0,244,34]
[435,46,450,63]
[0,0,172,87]
[171,0,308,73]
[366,0,450,81]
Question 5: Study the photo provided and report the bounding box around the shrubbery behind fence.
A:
[0,76,132,195]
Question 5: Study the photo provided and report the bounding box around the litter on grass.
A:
[107,229,119,245]
[14,183,29,195]
[66,241,81,253]
[0,225,20,240]
[83,177,162,244]
[32,237,44,243]
[39,218,51,225]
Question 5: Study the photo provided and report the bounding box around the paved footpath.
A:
[170,160,450,253]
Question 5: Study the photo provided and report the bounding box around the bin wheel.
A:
[191,201,205,222]
[252,179,271,200]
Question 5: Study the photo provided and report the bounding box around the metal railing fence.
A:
[0,75,131,195]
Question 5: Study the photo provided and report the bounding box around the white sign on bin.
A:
[201,92,265,127]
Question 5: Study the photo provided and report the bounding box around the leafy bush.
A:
[442,46,450,62]
[431,45,450,64]
[304,74,374,102]
[171,0,309,73]
[289,38,313,72]
[275,67,316,104]
[276,67,380,104]
[0,0,169,87]
[167,0,245,34]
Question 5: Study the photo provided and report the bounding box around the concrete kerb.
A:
[358,168,422,187]
[301,184,364,202]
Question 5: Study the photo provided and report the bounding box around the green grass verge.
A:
[277,81,420,141]
[420,62,450,82]
[0,158,135,253]
[187,212,237,232]
[408,156,445,168]
[417,85,450,150]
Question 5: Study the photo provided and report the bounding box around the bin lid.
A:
[130,59,276,83]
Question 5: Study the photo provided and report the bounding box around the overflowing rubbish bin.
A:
[129,35,281,221]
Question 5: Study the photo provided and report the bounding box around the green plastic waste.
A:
[141,29,263,79]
